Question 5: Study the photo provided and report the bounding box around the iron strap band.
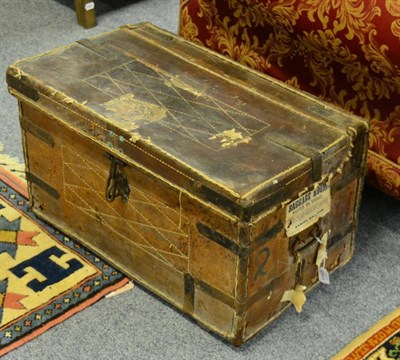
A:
[264,133,323,182]
[19,116,55,147]
[196,221,283,257]
[183,274,235,314]
[183,273,195,315]
[6,74,39,102]
[26,172,60,199]
[76,38,116,61]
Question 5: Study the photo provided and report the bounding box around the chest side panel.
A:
[243,168,364,340]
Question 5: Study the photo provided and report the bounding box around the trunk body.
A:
[7,23,368,345]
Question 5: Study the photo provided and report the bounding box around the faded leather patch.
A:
[104,93,166,132]
[209,128,251,149]
[164,77,202,97]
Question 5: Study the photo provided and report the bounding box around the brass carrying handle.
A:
[105,153,130,202]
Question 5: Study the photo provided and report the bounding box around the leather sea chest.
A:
[7,23,368,345]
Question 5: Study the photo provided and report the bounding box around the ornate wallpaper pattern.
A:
[180,0,400,199]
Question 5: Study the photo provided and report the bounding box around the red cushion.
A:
[179,0,400,199]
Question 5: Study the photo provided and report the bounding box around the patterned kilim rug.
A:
[0,165,129,356]
[332,307,400,360]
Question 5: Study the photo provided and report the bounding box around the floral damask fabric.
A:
[179,0,400,199]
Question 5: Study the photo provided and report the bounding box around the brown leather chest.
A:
[7,23,368,345]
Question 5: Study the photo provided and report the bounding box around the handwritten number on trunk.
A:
[254,247,270,281]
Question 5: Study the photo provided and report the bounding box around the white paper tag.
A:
[318,267,330,285]
[285,183,331,237]
[85,2,95,11]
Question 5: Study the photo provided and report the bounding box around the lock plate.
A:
[105,153,130,202]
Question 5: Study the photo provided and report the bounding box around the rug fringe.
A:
[105,281,135,298]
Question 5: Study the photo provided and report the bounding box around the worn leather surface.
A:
[7,23,363,206]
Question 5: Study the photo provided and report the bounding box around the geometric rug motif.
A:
[332,307,400,360]
[0,166,128,356]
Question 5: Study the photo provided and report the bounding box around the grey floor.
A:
[0,1,399,359]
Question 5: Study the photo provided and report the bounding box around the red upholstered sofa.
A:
[179,0,400,200]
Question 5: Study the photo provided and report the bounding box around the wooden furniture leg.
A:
[75,0,96,29]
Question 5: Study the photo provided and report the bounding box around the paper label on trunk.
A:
[280,285,307,313]
[285,183,331,237]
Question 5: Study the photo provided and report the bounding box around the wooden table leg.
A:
[75,0,97,29]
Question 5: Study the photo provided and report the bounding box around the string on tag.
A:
[318,265,330,285]
[315,233,330,285]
